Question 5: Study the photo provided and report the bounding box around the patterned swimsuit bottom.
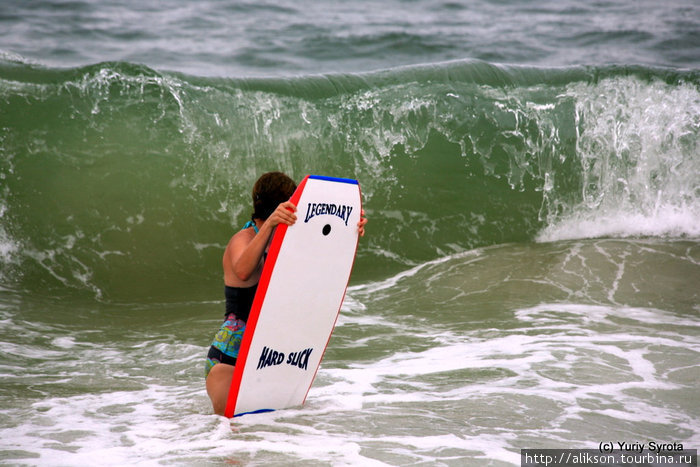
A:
[204,312,246,378]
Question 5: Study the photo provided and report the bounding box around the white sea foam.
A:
[0,209,20,279]
[538,77,700,243]
[537,205,700,242]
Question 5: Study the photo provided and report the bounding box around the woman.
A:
[205,172,366,415]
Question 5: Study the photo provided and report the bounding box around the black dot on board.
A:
[322,224,331,236]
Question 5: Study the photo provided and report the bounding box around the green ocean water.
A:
[1,0,699,464]
[2,61,698,301]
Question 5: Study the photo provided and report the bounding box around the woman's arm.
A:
[232,201,297,281]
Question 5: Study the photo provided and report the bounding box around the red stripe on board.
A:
[224,175,310,418]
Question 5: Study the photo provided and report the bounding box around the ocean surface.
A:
[1,0,699,465]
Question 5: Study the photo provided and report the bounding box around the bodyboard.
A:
[224,175,362,417]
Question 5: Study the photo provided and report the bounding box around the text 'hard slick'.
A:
[257,346,313,370]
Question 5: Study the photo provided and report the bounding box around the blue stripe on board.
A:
[309,175,358,185]
[234,408,276,417]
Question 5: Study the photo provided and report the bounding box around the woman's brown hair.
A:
[251,172,297,220]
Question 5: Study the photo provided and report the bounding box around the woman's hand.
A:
[357,209,367,237]
[264,201,297,229]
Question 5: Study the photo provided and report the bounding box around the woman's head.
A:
[251,172,297,220]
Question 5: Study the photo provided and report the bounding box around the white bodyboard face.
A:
[226,175,361,417]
